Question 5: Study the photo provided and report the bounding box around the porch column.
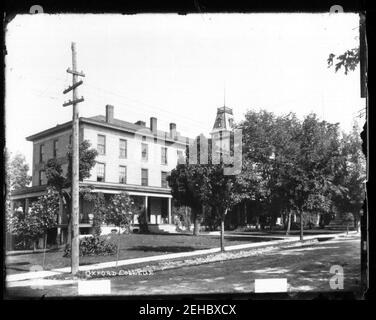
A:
[168,197,172,224]
[56,197,63,245]
[144,196,149,223]
[10,200,14,213]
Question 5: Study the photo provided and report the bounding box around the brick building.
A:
[10,105,189,244]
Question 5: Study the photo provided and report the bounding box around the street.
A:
[6,235,361,297]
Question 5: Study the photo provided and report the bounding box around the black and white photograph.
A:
[4,10,367,300]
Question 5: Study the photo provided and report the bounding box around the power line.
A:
[84,80,211,127]
[82,86,212,134]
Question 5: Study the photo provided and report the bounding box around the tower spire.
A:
[223,84,226,107]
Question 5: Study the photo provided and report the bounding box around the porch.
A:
[8,182,178,249]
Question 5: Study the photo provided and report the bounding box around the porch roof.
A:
[80,182,172,198]
[10,182,172,200]
[10,185,47,200]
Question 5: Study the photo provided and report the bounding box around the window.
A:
[141,169,148,186]
[97,163,105,182]
[161,171,168,188]
[39,144,45,163]
[69,135,72,145]
[142,136,146,141]
[119,166,127,184]
[97,135,106,155]
[141,143,148,161]
[119,139,127,158]
[161,147,168,165]
[39,170,46,185]
[53,139,58,158]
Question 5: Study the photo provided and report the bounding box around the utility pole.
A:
[63,42,85,275]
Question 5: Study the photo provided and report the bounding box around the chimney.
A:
[150,117,157,134]
[106,105,114,123]
[135,120,146,127]
[169,123,177,139]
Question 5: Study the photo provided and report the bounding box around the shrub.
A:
[63,235,117,257]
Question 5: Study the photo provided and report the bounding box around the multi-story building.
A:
[10,105,188,243]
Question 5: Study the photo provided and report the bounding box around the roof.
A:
[88,115,144,132]
[212,106,234,131]
[10,182,171,199]
[26,115,189,145]
[10,185,48,199]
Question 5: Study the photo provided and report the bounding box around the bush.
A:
[63,235,117,257]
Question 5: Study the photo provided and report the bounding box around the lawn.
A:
[5,233,278,275]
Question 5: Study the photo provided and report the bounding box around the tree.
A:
[237,110,298,231]
[45,158,67,244]
[169,134,241,249]
[172,205,192,231]
[105,192,134,234]
[327,48,359,75]
[205,164,239,251]
[5,150,32,244]
[45,139,98,244]
[66,140,98,183]
[168,163,209,236]
[13,187,58,252]
[82,190,106,236]
[266,113,302,234]
[169,135,214,236]
[104,192,135,264]
[7,151,32,192]
[277,114,342,240]
[332,123,366,231]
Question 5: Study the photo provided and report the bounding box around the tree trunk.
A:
[185,206,190,231]
[300,210,304,241]
[193,215,200,236]
[192,208,200,236]
[42,233,47,269]
[220,218,225,252]
[286,211,292,235]
[56,193,63,245]
[33,240,37,252]
[255,216,260,230]
[116,230,121,267]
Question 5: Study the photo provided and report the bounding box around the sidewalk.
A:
[6,231,357,283]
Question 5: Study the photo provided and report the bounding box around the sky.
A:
[5,13,365,170]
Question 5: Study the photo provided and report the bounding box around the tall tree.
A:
[5,150,32,236]
[45,139,98,244]
[267,113,302,233]
[168,163,209,236]
[278,114,342,240]
[205,164,238,251]
[7,151,32,191]
[12,187,58,251]
[104,192,135,264]
[66,139,98,183]
[332,123,366,230]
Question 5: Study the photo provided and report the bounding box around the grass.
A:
[5,233,278,275]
